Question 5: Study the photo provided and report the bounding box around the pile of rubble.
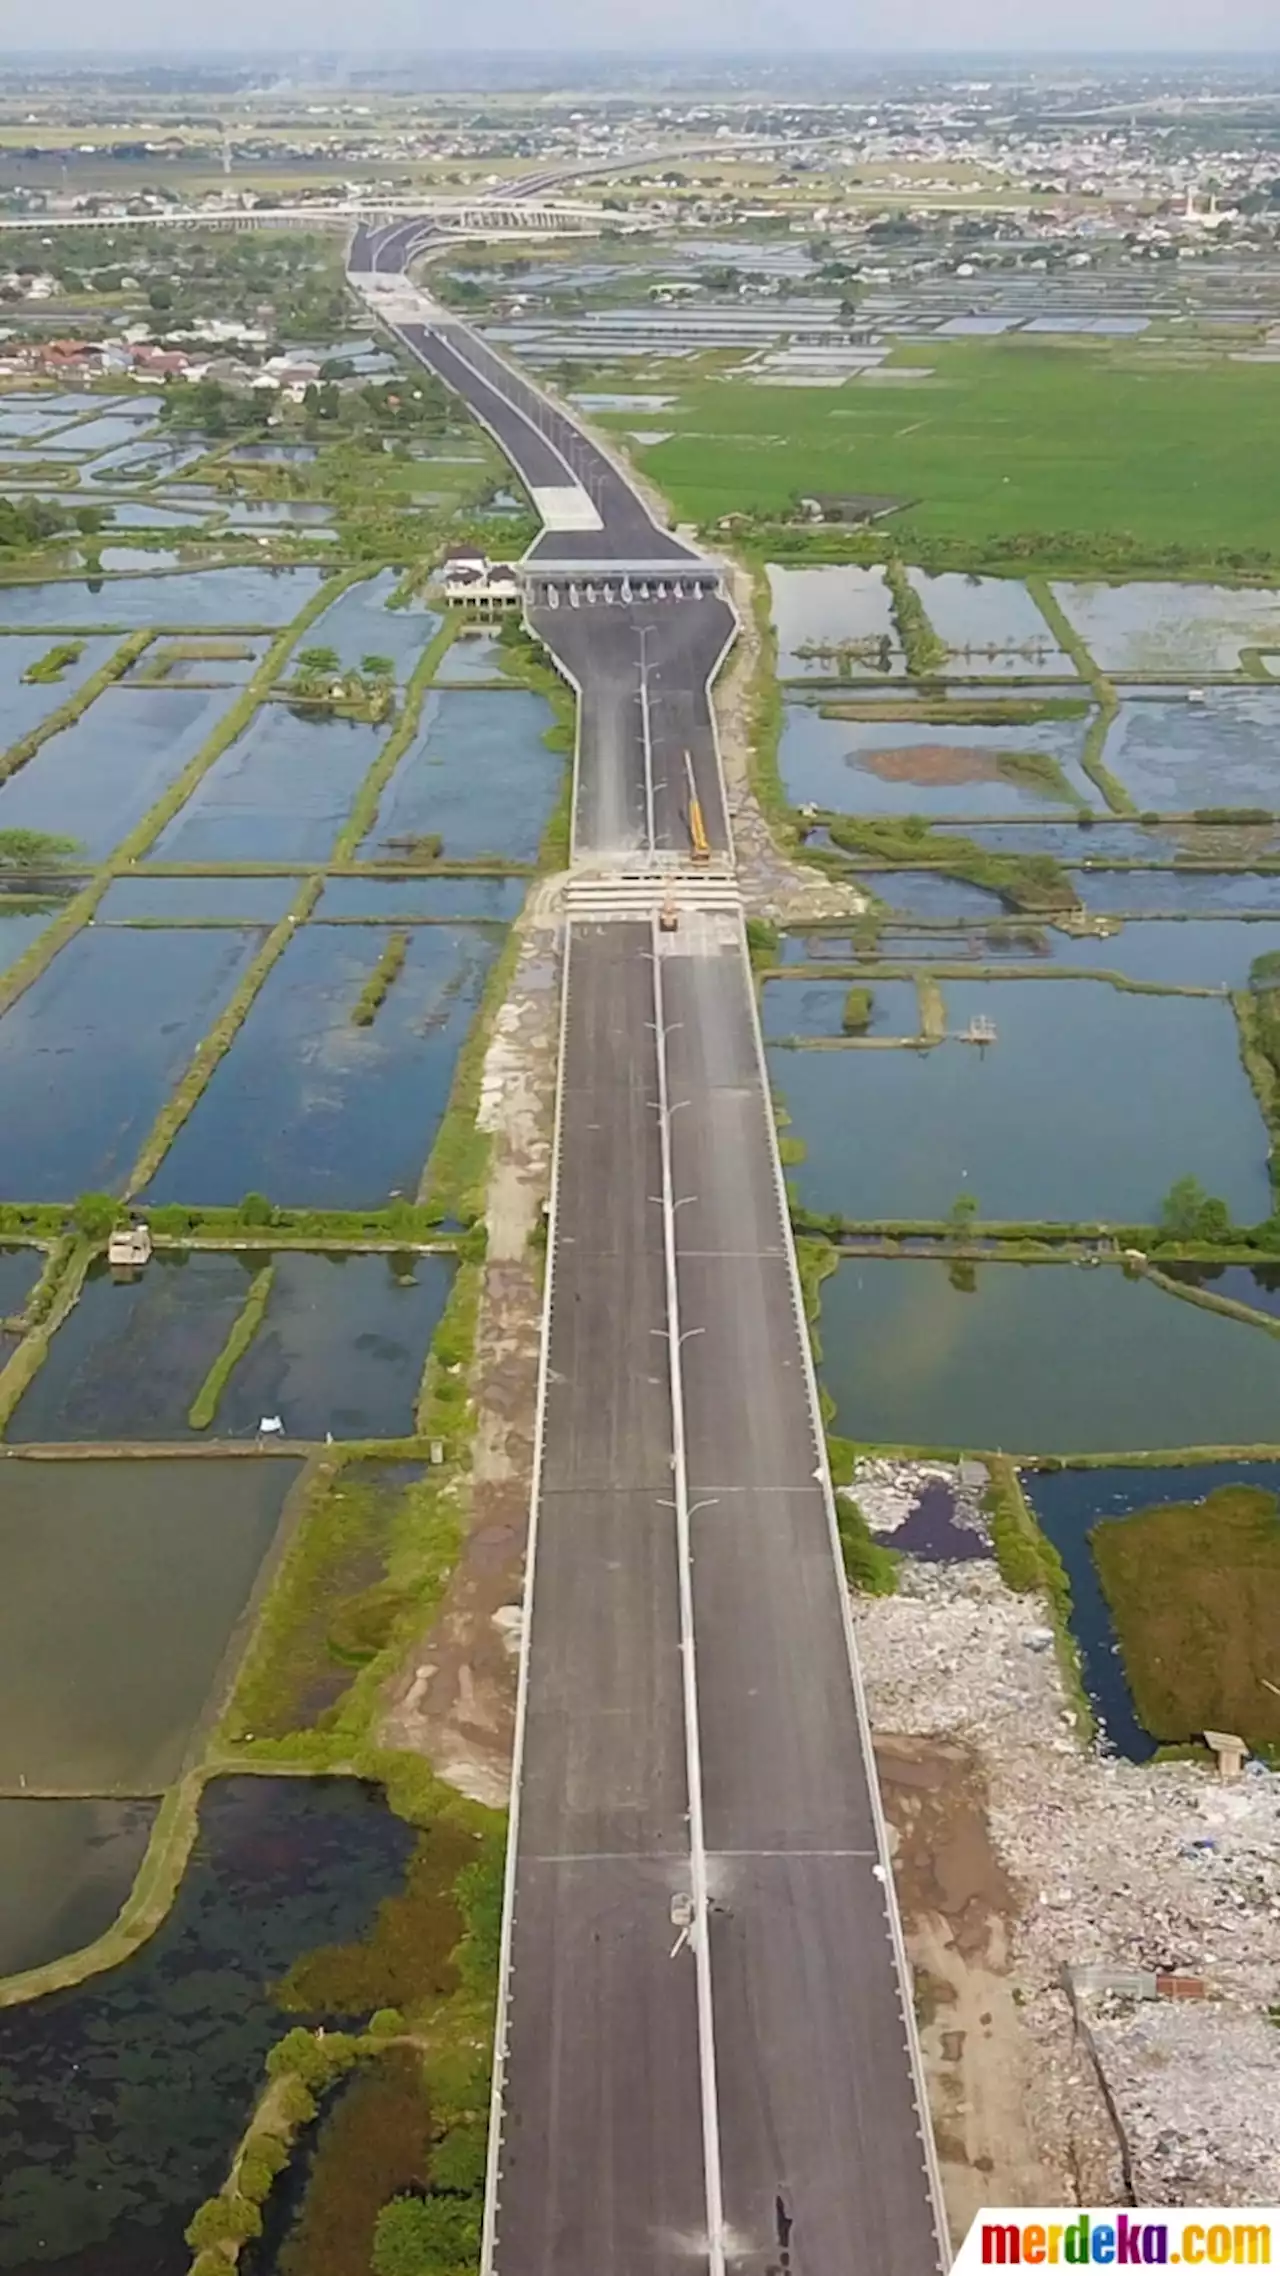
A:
[856,1546,1280,2205]
[850,1454,989,1542]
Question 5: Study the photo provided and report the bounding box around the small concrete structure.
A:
[443,554,523,610]
[1204,1729,1247,1780]
[107,1223,152,1270]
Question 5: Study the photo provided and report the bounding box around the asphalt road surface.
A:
[351,231,946,2275]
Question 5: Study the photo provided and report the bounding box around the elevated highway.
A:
[349,227,948,2276]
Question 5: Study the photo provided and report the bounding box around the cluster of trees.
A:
[0,495,110,552]
[289,645,396,718]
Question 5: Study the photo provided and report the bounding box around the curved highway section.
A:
[349,219,947,2276]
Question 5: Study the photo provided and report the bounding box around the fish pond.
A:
[0,1246,42,1320]
[301,571,439,679]
[0,1776,415,2274]
[203,1250,454,1441]
[1097,689,1280,811]
[0,1458,300,1791]
[0,1797,156,1980]
[0,905,58,982]
[778,703,1096,818]
[0,683,241,861]
[316,873,527,922]
[96,874,299,923]
[151,705,387,865]
[768,974,1269,1224]
[360,688,560,864]
[1070,869,1280,918]
[821,1261,1280,1456]
[763,976,922,1042]
[1023,1461,1280,1760]
[0,631,120,745]
[0,566,328,632]
[904,571,1069,676]
[6,1252,258,1443]
[1051,581,1280,677]
[147,922,499,1209]
[0,925,265,1199]
[768,564,905,678]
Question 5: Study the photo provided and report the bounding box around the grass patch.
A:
[834,1491,900,1594]
[223,1459,458,1747]
[842,985,873,1034]
[639,338,1280,558]
[187,1262,275,1430]
[352,931,410,1027]
[1091,1483,1280,1748]
[416,923,522,1224]
[21,639,85,685]
[816,696,1090,726]
[821,813,1080,914]
[986,1456,1091,1737]
[883,555,948,676]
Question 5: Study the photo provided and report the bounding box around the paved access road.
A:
[349,230,947,2276]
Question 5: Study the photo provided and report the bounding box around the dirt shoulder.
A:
[380,900,561,1805]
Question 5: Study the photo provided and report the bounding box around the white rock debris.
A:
[856,1547,1280,2207]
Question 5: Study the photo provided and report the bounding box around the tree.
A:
[0,828,80,869]
[239,1191,275,1227]
[295,646,341,680]
[1157,1175,1233,1243]
[360,653,395,682]
[946,1191,979,1241]
[72,1192,122,1240]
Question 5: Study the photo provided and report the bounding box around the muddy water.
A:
[151,705,387,865]
[147,923,498,1209]
[210,1251,454,1441]
[0,925,266,1199]
[6,1252,256,1442]
[0,1776,413,2275]
[0,683,241,861]
[822,1261,1280,1456]
[771,976,1269,1225]
[0,1458,300,1791]
[359,687,560,863]
[1024,1460,1280,1760]
[0,1797,156,1979]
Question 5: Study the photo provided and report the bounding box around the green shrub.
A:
[240,1190,276,1227]
[430,2122,488,2195]
[72,1191,121,1239]
[373,2192,482,2275]
[836,1497,900,1594]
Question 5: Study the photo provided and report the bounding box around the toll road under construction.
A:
[349,231,947,2276]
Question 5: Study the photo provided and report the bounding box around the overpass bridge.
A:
[0,198,614,237]
[349,233,949,2276]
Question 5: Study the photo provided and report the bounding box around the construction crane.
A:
[684,750,711,865]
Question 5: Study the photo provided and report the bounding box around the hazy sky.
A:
[16,0,1280,56]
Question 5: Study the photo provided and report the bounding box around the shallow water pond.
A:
[1099,689,1280,810]
[147,923,498,1209]
[97,874,298,922]
[0,1246,42,1320]
[768,564,904,677]
[1161,1261,1280,1319]
[0,1459,299,1790]
[1070,869,1280,917]
[6,1252,257,1443]
[822,1261,1280,1455]
[0,1798,156,1980]
[960,820,1179,859]
[64,415,161,454]
[870,870,1011,923]
[762,976,922,1041]
[0,631,120,745]
[904,570,1070,676]
[771,975,1269,1223]
[361,688,559,864]
[0,925,264,1198]
[1051,581,1280,677]
[0,1776,414,2274]
[1051,916,1280,987]
[211,1250,455,1440]
[301,570,439,679]
[1023,1460,1280,1759]
[0,905,59,980]
[230,442,319,463]
[317,873,526,921]
[0,566,328,631]
[779,704,1095,817]
[433,630,509,684]
[1,682,240,861]
[152,705,386,865]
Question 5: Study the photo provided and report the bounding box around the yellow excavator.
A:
[684,750,711,864]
